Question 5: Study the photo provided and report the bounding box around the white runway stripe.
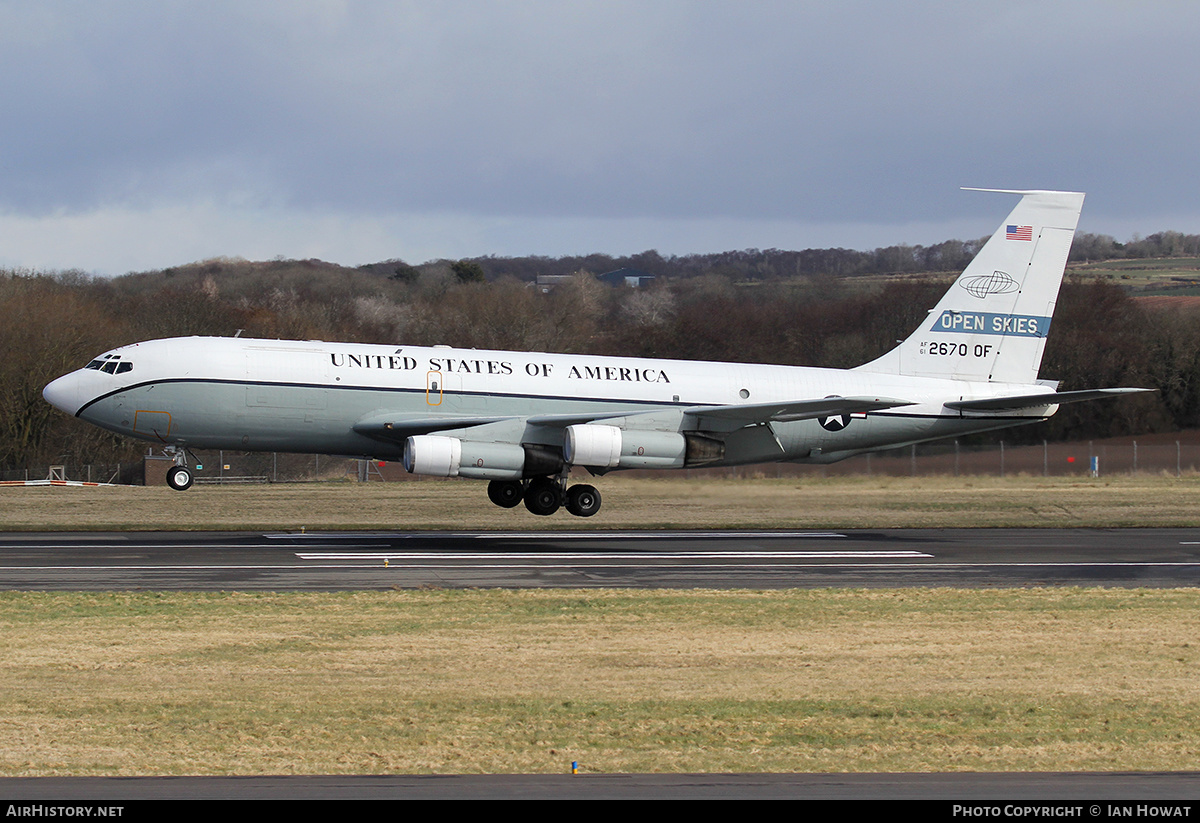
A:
[266,531,847,540]
[295,550,931,560]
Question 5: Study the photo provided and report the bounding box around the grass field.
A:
[1069,258,1200,296]
[3,473,1200,530]
[1,588,1198,775]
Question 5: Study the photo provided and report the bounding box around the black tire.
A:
[487,480,524,509]
[166,465,194,492]
[565,484,602,517]
[523,477,561,516]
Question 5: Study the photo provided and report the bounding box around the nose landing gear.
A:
[163,446,195,491]
[165,465,194,491]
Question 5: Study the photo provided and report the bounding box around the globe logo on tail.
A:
[960,270,1018,298]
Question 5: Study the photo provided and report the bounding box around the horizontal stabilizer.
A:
[945,388,1153,413]
[685,396,914,430]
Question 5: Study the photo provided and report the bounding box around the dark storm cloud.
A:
[0,1,1197,271]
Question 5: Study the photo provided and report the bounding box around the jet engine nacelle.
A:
[563,425,719,470]
[404,435,527,480]
[403,435,564,479]
[563,424,622,468]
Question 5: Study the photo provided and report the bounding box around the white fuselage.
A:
[43,335,1053,468]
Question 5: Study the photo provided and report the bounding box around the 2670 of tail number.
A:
[920,342,994,357]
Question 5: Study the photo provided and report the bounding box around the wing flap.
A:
[525,410,646,427]
[684,396,914,431]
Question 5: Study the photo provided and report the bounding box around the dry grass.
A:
[0,588,1198,775]
[3,474,1200,530]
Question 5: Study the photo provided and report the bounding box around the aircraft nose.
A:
[43,371,87,416]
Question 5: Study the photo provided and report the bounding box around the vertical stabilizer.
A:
[856,189,1084,384]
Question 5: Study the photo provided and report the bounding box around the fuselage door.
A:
[133,410,172,441]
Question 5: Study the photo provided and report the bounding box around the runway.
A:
[2,528,1200,589]
[2,771,1199,800]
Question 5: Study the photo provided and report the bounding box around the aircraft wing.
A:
[683,396,915,431]
[945,388,1153,413]
[354,397,915,445]
[353,408,667,444]
[353,413,519,444]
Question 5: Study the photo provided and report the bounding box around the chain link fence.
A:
[5,437,1200,485]
[0,463,143,485]
[697,438,1200,479]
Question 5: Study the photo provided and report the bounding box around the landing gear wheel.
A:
[487,480,524,509]
[166,465,194,491]
[523,477,562,516]
[565,484,602,517]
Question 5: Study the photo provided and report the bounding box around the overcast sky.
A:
[2,1,1198,275]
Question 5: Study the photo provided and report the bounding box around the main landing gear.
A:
[486,478,602,517]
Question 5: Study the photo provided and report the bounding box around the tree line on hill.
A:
[3,228,1197,470]
[364,230,1200,284]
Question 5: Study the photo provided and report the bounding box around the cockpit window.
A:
[84,354,132,374]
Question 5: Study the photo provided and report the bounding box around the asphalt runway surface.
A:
[2,528,1200,590]
[2,772,1199,800]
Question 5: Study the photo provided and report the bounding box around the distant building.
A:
[533,268,655,293]
[533,275,575,293]
[597,268,655,288]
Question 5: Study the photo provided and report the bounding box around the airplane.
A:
[43,189,1149,517]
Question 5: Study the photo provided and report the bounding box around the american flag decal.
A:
[1006,224,1033,241]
